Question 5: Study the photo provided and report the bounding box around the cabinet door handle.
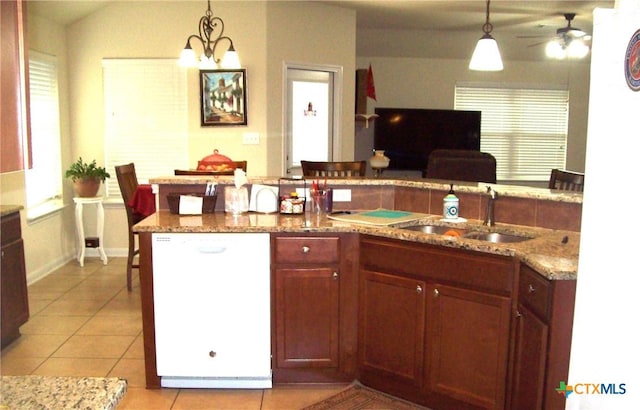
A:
[433,288,439,297]
[416,285,423,294]
[515,310,522,318]
[302,246,310,253]
[209,351,217,358]
[332,272,339,280]
[528,284,536,293]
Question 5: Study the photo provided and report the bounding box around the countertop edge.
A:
[134,211,578,281]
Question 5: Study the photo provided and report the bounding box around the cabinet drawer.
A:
[274,237,340,264]
[360,236,513,294]
[1,212,21,246]
[519,265,551,320]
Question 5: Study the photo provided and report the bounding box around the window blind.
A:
[455,85,569,181]
[103,59,188,199]
[25,51,62,209]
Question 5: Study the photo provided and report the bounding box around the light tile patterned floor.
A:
[0,258,346,409]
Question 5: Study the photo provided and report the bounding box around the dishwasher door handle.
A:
[195,245,227,254]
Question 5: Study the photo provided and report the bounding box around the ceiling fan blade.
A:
[527,41,548,48]
[517,35,552,39]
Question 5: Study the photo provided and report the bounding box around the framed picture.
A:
[200,69,247,126]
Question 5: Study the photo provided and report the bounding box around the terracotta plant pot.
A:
[73,177,101,198]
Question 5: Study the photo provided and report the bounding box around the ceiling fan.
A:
[520,13,591,59]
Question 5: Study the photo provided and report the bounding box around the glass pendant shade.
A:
[199,54,217,69]
[179,45,198,67]
[220,45,240,69]
[469,34,504,71]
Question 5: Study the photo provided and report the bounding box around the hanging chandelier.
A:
[179,0,240,69]
[469,0,503,71]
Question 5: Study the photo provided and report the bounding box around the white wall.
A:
[568,2,640,409]
[0,13,77,284]
[14,1,356,280]
[265,1,357,174]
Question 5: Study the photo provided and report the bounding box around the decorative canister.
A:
[443,184,459,219]
[369,150,391,169]
[197,149,234,171]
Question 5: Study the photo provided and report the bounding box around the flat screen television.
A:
[373,108,481,171]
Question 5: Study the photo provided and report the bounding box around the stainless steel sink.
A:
[401,225,467,236]
[463,231,532,243]
[401,225,533,243]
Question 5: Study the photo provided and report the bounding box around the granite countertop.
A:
[0,205,24,217]
[0,376,127,410]
[134,210,579,281]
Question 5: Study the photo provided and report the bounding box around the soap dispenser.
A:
[443,184,459,220]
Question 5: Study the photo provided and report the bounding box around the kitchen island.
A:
[134,176,580,409]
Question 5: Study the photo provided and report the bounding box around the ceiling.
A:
[28,0,615,62]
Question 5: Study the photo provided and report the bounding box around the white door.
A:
[284,64,342,176]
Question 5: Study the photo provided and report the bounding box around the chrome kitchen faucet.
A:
[483,186,498,226]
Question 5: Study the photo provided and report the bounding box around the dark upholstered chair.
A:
[301,161,367,177]
[549,169,585,192]
[425,149,497,183]
[115,163,143,291]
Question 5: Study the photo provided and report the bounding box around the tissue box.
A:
[167,193,217,214]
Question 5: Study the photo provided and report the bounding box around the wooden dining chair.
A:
[548,169,585,192]
[115,163,143,291]
[300,160,366,177]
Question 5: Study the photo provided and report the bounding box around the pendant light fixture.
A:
[179,0,240,69]
[469,0,503,71]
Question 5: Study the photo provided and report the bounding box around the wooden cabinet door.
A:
[1,239,29,347]
[359,269,426,387]
[426,284,511,410]
[510,303,548,410]
[275,267,340,368]
[1,0,29,173]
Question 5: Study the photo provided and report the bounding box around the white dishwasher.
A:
[152,232,271,389]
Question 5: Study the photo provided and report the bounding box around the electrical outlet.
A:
[242,132,260,145]
[85,237,100,248]
[332,189,351,202]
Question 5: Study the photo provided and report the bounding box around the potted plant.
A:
[65,157,111,197]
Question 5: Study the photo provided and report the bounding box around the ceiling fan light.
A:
[568,40,589,58]
[469,34,504,71]
[545,39,566,59]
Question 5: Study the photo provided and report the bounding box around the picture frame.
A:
[200,69,247,126]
